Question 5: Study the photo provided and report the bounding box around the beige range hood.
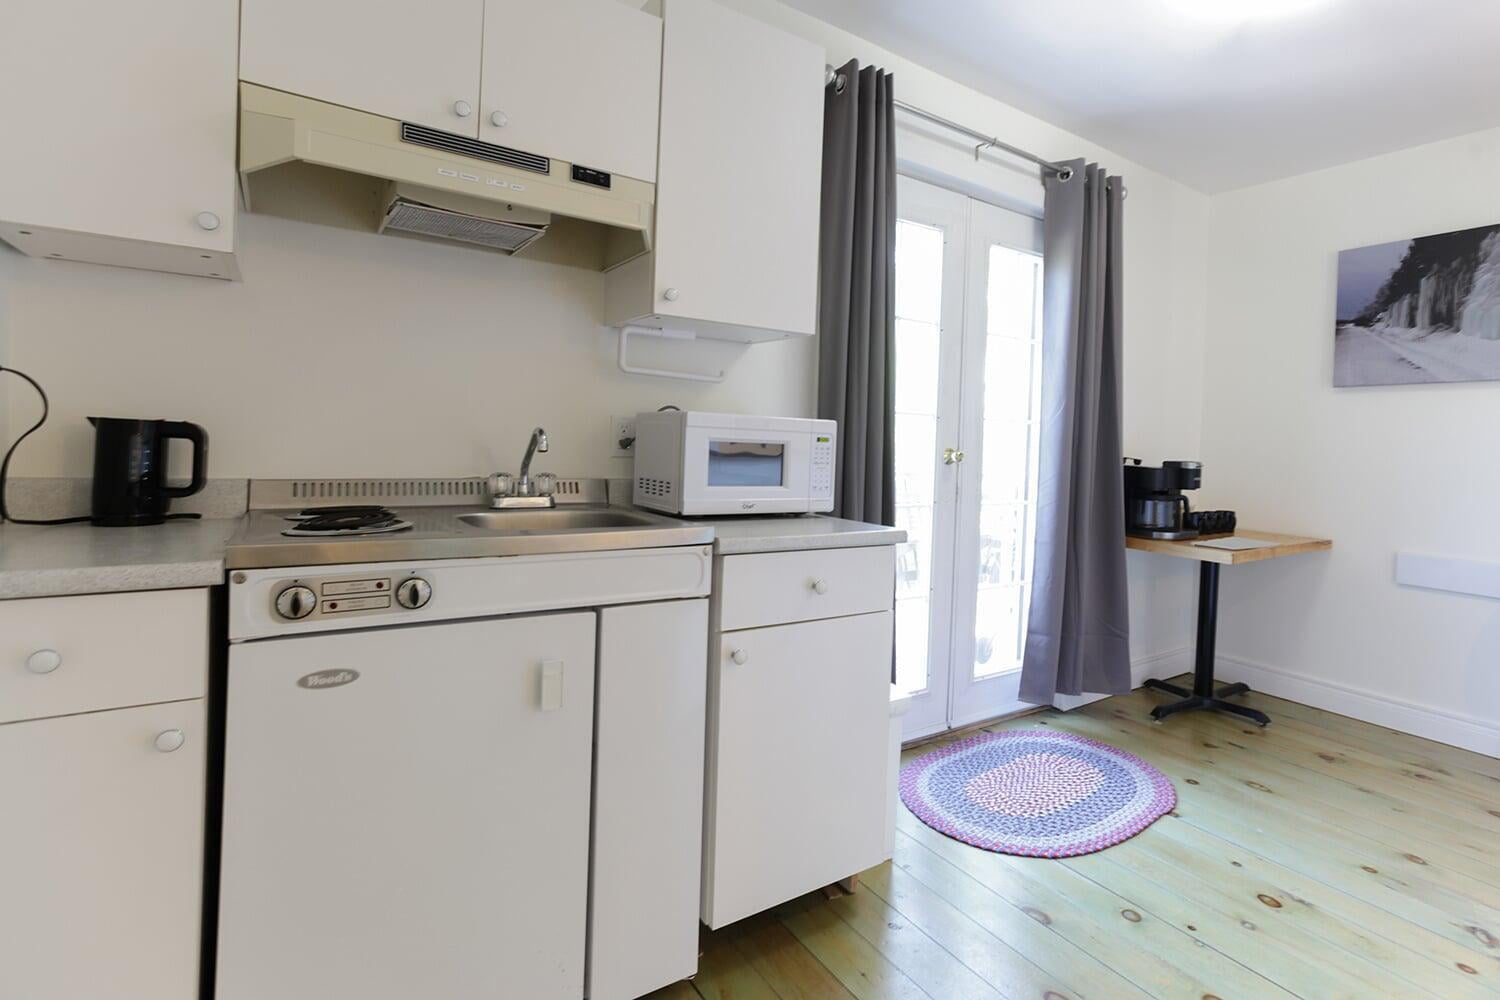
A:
[238,83,653,270]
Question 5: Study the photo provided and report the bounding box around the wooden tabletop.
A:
[1125,529,1332,565]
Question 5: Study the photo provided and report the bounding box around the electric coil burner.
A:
[281,505,413,537]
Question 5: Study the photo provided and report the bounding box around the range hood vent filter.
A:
[398,122,551,174]
[381,197,548,253]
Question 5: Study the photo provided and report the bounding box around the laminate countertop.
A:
[0,512,907,600]
[0,519,238,599]
[686,515,906,555]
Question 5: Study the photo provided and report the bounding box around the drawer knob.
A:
[154,729,186,753]
[195,210,221,232]
[729,648,749,665]
[811,578,830,595]
[25,649,62,674]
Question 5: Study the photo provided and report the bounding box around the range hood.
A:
[238,84,653,270]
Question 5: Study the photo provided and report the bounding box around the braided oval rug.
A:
[899,728,1176,858]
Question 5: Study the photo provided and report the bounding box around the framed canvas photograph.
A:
[1334,221,1500,386]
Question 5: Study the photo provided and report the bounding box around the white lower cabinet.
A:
[0,699,207,1000]
[590,599,709,1000]
[703,545,897,928]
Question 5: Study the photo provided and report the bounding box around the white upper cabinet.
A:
[240,0,486,136]
[0,0,238,278]
[606,0,824,341]
[481,0,662,182]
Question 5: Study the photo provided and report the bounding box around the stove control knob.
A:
[275,585,317,620]
[396,577,432,610]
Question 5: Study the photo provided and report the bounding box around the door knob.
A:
[154,729,186,753]
[943,447,965,465]
[195,211,221,232]
[490,110,509,127]
[25,649,62,674]
[729,648,749,665]
[453,99,473,118]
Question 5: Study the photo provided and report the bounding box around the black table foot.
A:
[1147,689,1270,726]
[1142,678,1190,699]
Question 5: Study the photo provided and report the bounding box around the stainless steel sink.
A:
[457,509,662,532]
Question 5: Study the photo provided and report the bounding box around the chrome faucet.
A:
[516,427,549,497]
[490,427,555,509]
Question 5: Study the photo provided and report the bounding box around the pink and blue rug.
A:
[899,728,1175,858]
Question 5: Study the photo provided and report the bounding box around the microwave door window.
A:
[707,441,784,487]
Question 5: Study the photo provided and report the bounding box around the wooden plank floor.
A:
[647,681,1500,999]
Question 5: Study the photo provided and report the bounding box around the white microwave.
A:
[632,411,836,516]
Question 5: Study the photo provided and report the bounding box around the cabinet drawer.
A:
[0,589,209,724]
[718,546,894,631]
[703,611,892,927]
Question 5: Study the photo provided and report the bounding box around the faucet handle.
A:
[533,472,557,497]
[488,472,515,498]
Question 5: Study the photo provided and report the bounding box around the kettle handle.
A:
[156,422,208,498]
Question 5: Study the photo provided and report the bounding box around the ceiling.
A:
[780,0,1500,192]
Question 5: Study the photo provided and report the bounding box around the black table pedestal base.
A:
[1143,561,1269,727]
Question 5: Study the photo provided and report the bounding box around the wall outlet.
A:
[609,415,637,459]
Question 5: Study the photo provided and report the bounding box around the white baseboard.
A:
[1051,647,1193,712]
[1057,646,1499,758]
[1215,654,1500,758]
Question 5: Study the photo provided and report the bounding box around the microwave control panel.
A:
[811,434,835,500]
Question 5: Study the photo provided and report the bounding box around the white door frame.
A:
[894,175,968,740]
[896,178,1045,741]
[947,198,1044,730]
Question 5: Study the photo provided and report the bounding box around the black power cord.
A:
[0,366,91,525]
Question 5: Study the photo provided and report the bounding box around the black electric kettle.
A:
[88,417,209,526]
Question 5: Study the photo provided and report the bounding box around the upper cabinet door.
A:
[652,0,824,338]
[0,0,237,261]
[480,0,662,182]
[240,0,485,136]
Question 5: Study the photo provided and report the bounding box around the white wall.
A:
[0,0,1212,663]
[1,214,814,479]
[1202,125,1500,754]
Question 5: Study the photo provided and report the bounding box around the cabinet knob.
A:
[154,729,186,753]
[195,211,221,232]
[490,110,509,127]
[729,648,749,665]
[453,99,473,118]
[662,287,680,302]
[25,649,62,674]
[942,447,965,465]
[811,578,830,595]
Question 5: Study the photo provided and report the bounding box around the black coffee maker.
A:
[89,417,209,526]
[1123,459,1202,539]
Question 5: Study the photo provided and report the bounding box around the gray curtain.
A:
[1019,160,1132,703]
[816,59,896,526]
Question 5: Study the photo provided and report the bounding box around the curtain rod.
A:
[825,65,1074,182]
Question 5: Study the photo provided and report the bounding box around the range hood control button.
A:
[275,585,317,620]
[396,578,433,610]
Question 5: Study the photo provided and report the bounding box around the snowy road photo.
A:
[1335,222,1500,386]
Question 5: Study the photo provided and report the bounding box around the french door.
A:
[893,176,1044,741]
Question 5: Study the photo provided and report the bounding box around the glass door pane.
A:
[974,246,1043,680]
[892,219,943,698]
